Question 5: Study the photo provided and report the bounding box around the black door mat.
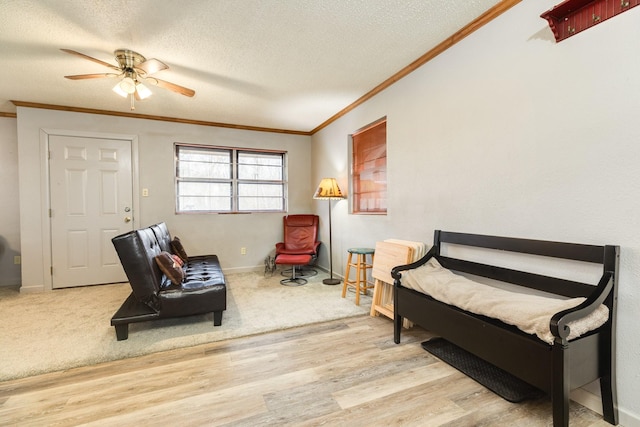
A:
[421,337,545,403]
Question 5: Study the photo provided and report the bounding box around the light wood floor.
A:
[0,315,609,426]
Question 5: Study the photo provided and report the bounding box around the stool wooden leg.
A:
[361,254,369,294]
[342,252,352,298]
[369,253,375,293]
[366,253,374,294]
[355,254,363,305]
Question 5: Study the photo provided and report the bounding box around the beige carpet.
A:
[0,271,370,381]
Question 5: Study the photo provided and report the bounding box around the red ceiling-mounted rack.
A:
[541,0,639,42]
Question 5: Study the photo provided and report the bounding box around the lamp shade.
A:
[112,82,128,98]
[313,178,345,200]
[136,83,152,99]
[112,76,138,98]
[119,76,137,94]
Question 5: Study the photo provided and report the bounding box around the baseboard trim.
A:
[570,388,602,415]
[19,284,44,293]
[619,408,640,427]
[570,384,640,426]
[223,265,264,274]
[224,264,346,278]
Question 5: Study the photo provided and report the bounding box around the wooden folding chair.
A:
[370,241,414,327]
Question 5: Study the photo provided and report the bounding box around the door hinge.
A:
[50,266,53,276]
[49,209,53,218]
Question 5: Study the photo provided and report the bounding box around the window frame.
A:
[349,117,387,215]
[175,143,288,214]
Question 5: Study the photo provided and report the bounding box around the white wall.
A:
[16,108,312,291]
[0,117,21,286]
[311,1,640,425]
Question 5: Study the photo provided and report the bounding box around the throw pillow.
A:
[172,254,184,267]
[171,236,189,262]
[154,251,185,285]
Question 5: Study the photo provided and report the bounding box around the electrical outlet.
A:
[142,188,149,197]
[241,247,247,255]
[14,256,21,265]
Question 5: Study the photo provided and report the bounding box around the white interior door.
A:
[49,134,134,288]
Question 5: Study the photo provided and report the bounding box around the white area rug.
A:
[0,271,370,381]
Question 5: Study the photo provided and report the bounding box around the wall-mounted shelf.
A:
[541,0,639,42]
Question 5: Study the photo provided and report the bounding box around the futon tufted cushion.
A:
[182,255,226,289]
[112,228,164,308]
[150,222,173,253]
[158,254,226,317]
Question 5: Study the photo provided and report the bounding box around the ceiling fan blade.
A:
[60,48,120,70]
[64,73,119,80]
[137,58,168,75]
[151,78,195,97]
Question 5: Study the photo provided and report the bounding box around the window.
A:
[176,144,286,213]
[351,118,387,214]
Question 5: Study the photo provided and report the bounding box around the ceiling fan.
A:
[61,48,195,110]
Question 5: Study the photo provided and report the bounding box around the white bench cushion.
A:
[402,258,609,345]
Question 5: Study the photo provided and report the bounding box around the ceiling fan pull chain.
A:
[130,94,135,110]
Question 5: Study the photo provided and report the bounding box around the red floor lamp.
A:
[313,178,345,285]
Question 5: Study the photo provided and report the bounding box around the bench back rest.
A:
[433,230,619,301]
[112,227,163,307]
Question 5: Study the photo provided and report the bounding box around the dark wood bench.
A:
[392,230,619,427]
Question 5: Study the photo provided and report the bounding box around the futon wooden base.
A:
[110,292,223,341]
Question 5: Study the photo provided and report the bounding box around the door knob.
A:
[124,216,131,223]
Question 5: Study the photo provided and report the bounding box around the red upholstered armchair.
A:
[275,214,321,285]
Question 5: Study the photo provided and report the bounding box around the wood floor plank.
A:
[332,362,453,409]
[0,315,609,426]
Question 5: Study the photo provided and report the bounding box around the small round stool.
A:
[341,248,375,305]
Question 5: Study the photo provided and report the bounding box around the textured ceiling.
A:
[0,0,501,132]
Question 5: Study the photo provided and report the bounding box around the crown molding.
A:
[310,0,522,134]
[9,101,311,136]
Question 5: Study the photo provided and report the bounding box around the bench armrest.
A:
[550,271,614,345]
[391,245,438,283]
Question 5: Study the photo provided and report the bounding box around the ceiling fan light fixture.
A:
[112,82,128,98]
[118,76,137,94]
[136,82,152,99]
[62,48,196,107]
